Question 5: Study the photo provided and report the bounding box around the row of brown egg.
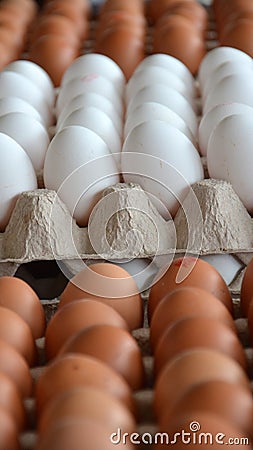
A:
[213,0,253,55]
[147,257,253,448]
[34,262,146,449]
[93,0,146,80]
[0,276,46,449]
[0,0,37,70]
[147,0,208,76]
[26,0,91,86]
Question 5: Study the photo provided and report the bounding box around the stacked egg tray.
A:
[1,1,253,448]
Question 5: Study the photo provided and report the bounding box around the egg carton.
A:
[1,175,253,296]
[16,286,253,450]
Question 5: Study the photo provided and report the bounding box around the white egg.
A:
[198,46,252,91]
[126,84,198,138]
[0,112,50,173]
[202,60,253,102]
[56,92,122,136]
[207,113,253,213]
[0,132,37,231]
[59,106,122,159]
[4,60,55,108]
[200,254,243,286]
[124,101,196,145]
[43,125,120,226]
[0,97,43,124]
[198,102,253,156]
[56,75,123,118]
[126,66,195,109]
[121,120,204,218]
[134,54,196,96]
[203,73,253,114]
[60,53,126,94]
[0,71,53,127]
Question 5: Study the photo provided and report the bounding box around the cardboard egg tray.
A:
[1,2,253,448]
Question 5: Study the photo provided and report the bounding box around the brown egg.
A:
[154,348,251,420]
[96,10,146,41]
[150,287,236,349]
[0,26,22,59]
[216,0,253,21]
[152,15,206,75]
[245,300,253,345]
[96,21,146,45]
[241,258,253,316]
[154,317,247,375]
[28,35,80,87]
[148,257,233,320]
[99,0,145,16]
[94,27,145,80]
[164,2,209,34]
[0,339,33,398]
[215,0,253,34]
[212,0,232,18]
[8,0,38,17]
[220,19,253,58]
[38,386,136,436]
[59,263,144,331]
[59,324,145,390]
[36,418,135,450]
[0,6,26,32]
[1,0,38,23]
[45,298,128,360]
[0,371,26,431]
[42,1,87,38]
[0,40,16,71]
[159,380,253,439]
[0,306,36,366]
[0,2,31,28]
[148,0,195,23]
[156,411,252,449]
[0,406,20,450]
[45,0,91,16]
[31,15,80,47]
[35,353,135,416]
[0,276,46,339]
[218,10,253,40]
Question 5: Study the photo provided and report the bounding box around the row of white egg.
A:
[2,49,253,234]
[54,54,125,158]
[0,61,55,127]
[198,46,253,112]
[197,46,253,214]
[43,54,126,227]
[0,60,56,231]
[121,54,204,219]
[124,53,198,142]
